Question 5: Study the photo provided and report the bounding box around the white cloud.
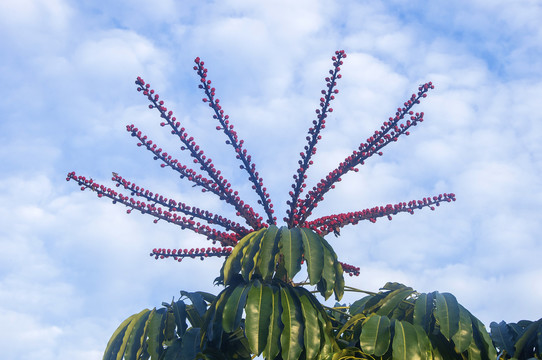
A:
[1,1,542,358]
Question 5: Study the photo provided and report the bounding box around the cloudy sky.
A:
[1,0,541,359]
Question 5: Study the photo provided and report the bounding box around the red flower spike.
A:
[133,77,264,230]
[293,82,435,226]
[192,60,276,226]
[69,51,455,275]
[286,50,346,228]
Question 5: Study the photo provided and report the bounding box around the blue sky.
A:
[1,1,542,359]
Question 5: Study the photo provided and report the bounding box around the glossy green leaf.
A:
[359,314,391,356]
[349,296,372,316]
[280,286,304,360]
[392,320,421,360]
[179,328,201,360]
[123,309,152,360]
[470,315,497,360]
[512,319,542,359]
[257,225,280,280]
[147,308,167,359]
[413,293,433,332]
[434,292,459,341]
[241,230,265,281]
[263,284,282,360]
[467,335,482,360]
[333,257,345,301]
[181,291,208,318]
[172,300,187,338]
[222,284,249,332]
[318,242,336,299]
[336,313,366,339]
[222,230,258,284]
[103,313,137,360]
[245,280,273,355]
[413,324,431,360]
[280,226,303,279]
[300,227,324,285]
[296,287,322,360]
[376,287,414,318]
[451,304,473,353]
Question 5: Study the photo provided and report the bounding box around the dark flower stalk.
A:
[292,82,435,226]
[67,50,453,272]
[150,246,362,276]
[66,172,240,246]
[111,173,250,236]
[305,193,456,236]
[286,50,346,228]
[150,246,233,262]
[134,77,266,230]
[193,58,276,225]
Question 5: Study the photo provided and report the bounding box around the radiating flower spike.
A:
[294,82,435,226]
[286,50,346,228]
[134,78,265,230]
[66,171,240,246]
[193,59,277,225]
[305,193,456,236]
[111,173,250,236]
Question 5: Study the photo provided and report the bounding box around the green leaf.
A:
[359,314,391,357]
[318,241,336,299]
[280,286,304,360]
[172,300,188,338]
[195,291,217,304]
[413,293,433,332]
[413,324,432,360]
[296,287,322,360]
[349,296,372,316]
[318,238,344,301]
[392,320,421,360]
[513,319,542,359]
[470,315,497,360]
[123,309,152,360]
[451,305,473,353]
[263,284,282,360]
[280,226,303,279]
[147,308,167,359]
[181,291,208,318]
[241,230,265,281]
[300,228,324,285]
[376,287,414,318]
[434,292,460,340]
[245,280,273,355]
[222,284,249,333]
[180,328,201,360]
[103,313,137,360]
[336,313,366,339]
[257,225,280,280]
[222,231,258,284]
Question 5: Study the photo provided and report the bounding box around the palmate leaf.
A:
[202,278,335,360]
[103,291,213,360]
[221,226,344,300]
[344,284,497,360]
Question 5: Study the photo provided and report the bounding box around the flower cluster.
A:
[305,193,456,236]
[66,172,240,246]
[193,58,276,225]
[339,262,361,277]
[286,50,346,228]
[67,50,454,276]
[150,246,233,261]
[289,81,435,226]
[133,77,268,230]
